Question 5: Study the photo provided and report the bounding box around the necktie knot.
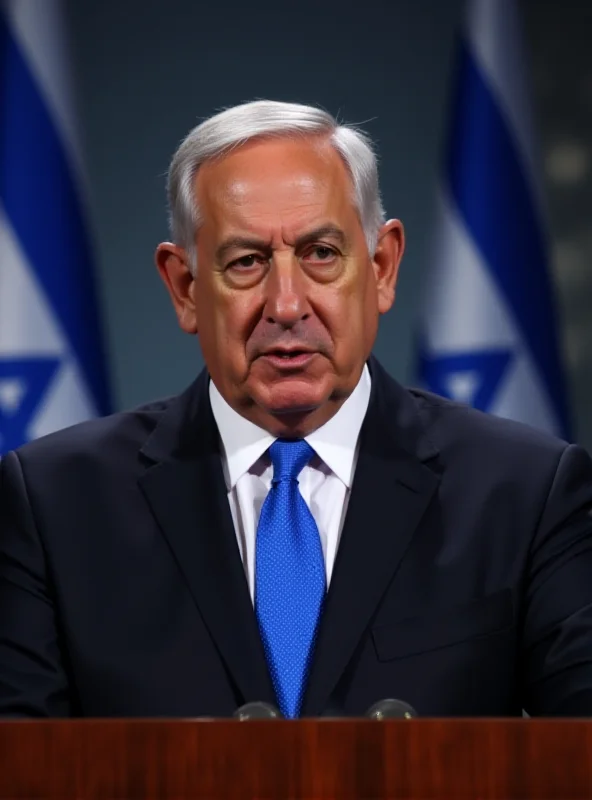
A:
[269,439,314,484]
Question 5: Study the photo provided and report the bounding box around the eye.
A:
[303,245,338,263]
[228,254,266,270]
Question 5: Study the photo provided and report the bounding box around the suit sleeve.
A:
[522,443,592,715]
[0,451,72,716]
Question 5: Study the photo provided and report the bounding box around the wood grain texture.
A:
[0,718,590,798]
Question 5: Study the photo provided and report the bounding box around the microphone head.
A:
[366,698,418,720]
[233,701,284,720]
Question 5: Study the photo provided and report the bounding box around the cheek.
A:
[332,277,378,358]
[196,290,258,362]
[317,282,369,344]
[361,277,380,343]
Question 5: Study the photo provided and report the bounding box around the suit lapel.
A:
[138,373,276,707]
[302,360,441,715]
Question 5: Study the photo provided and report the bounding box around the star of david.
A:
[0,357,61,452]
[418,348,514,412]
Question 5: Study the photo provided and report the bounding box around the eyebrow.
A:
[296,225,348,250]
[215,225,349,264]
[215,236,271,264]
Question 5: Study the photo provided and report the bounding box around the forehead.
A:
[195,136,358,234]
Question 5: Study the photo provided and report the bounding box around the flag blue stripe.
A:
[446,39,569,437]
[0,12,110,414]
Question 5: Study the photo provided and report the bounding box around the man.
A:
[1,100,592,718]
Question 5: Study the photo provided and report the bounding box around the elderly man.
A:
[1,100,592,718]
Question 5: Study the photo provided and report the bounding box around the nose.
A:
[262,251,310,327]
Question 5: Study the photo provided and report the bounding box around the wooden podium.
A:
[0,718,590,798]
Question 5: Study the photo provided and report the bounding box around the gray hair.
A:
[167,100,386,272]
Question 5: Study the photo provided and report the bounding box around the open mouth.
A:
[260,350,316,367]
[270,350,308,358]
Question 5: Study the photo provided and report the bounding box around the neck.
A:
[247,395,350,439]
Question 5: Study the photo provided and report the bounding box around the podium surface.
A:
[0,718,589,798]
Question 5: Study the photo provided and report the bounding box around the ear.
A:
[155,242,198,334]
[372,219,405,314]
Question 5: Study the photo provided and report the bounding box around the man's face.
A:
[157,136,404,436]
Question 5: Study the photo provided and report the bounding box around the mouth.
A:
[258,349,317,369]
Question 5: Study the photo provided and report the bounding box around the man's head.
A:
[156,100,404,437]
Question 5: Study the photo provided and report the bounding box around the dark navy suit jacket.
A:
[1,358,592,717]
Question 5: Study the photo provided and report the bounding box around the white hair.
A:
[166,100,386,272]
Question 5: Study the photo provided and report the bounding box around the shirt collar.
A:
[209,365,371,490]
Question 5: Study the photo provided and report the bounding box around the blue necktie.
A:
[255,439,326,718]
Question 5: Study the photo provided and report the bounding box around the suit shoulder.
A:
[10,394,177,469]
[407,387,569,462]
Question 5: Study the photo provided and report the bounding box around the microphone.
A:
[233,701,284,720]
[366,698,418,720]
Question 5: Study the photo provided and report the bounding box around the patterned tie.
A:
[255,439,326,718]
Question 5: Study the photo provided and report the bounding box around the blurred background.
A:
[2,0,592,450]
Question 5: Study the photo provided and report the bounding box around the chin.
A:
[255,379,330,416]
[265,391,326,416]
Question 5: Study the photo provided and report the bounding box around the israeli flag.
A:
[0,0,109,454]
[417,0,570,438]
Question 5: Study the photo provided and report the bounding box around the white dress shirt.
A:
[209,365,371,601]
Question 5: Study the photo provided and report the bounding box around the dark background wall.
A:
[64,0,592,450]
